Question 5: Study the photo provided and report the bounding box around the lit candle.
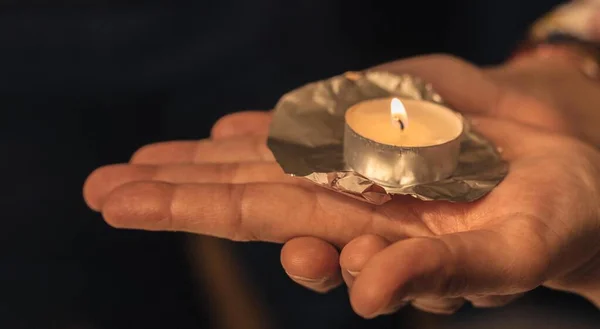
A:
[344,97,464,186]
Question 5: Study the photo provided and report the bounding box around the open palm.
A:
[84,55,600,317]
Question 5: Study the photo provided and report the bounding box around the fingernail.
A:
[287,273,328,284]
[366,300,408,318]
[347,270,360,277]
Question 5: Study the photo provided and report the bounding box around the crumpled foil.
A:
[267,71,508,205]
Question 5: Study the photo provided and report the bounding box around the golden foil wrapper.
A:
[267,71,508,205]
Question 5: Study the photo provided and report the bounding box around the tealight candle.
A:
[344,97,464,186]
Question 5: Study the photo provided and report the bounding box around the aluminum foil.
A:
[267,71,508,205]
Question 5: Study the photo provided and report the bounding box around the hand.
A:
[483,54,600,147]
[83,55,600,317]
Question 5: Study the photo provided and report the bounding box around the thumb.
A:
[349,226,550,318]
[372,54,566,133]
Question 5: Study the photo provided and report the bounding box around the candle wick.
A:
[398,119,405,131]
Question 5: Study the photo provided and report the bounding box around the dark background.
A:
[2,1,599,328]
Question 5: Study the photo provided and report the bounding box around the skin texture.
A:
[84,55,600,318]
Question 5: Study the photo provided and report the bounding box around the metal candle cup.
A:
[343,98,464,187]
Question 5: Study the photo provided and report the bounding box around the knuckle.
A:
[228,184,254,241]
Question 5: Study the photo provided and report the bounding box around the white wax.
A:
[345,98,463,147]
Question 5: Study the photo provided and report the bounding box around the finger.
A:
[340,235,462,317]
[370,300,408,317]
[280,237,342,293]
[372,55,498,115]
[342,269,355,289]
[340,235,407,316]
[349,227,549,318]
[83,162,291,211]
[340,234,390,276]
[411,298,465,315]
[340,235,389,290]
[468,116,563,161]
[130,136,274,165]
[372,54,566,132]
[211,111,272,140]
[101,181,379,246]
[466,293,524,308]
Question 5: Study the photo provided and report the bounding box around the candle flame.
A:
[390,98,408,130]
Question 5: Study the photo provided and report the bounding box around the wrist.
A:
[483,60,584,135]
[510,41,599,81]
[488,0,600,147]
[484,56,600,148]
